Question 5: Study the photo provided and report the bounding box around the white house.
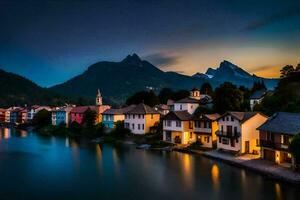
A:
[216,112,268,154]
[28,105,52,120]
[124,103,160,135]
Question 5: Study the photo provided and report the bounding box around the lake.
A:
[0,128,299,200]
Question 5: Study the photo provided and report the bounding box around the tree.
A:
[251,80,266,93]
[296,63,300,72]
[158,88,174,104]
[213,82,244,113]
[110,121,131,137]
[280,65,295,78]
[126,90,159,107]
[201,82,214,96]
[289,133,300,170]
[32,109,51,128]
[69,121,81,134]
[82,108,97,129]
[172,90,190,101]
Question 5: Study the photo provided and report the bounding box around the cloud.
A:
[244,8,300,31]
[144,53,180,67]
[250,65,278,73]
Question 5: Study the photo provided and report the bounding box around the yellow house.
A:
[163,111,195,144]
[193,113,220,148]
[124,103,160,134]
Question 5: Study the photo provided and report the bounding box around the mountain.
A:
[50,54,206,104]
[199,60,278,89]
[0,69,69,107]
[51,55,278,105]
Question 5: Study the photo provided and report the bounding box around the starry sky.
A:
[0,0,300,87]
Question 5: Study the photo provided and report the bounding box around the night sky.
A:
[1,0,300,87]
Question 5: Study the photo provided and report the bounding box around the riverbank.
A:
[187,149,300,185]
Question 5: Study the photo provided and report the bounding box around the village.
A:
[0,87,300,184]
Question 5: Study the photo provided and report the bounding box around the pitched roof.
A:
[175,97,199,103]
[167,99,175,106]
[163,110,192,121]
[103,105,136,115]
[250,89,268,99]
[70,106,90,113]
[193,113,221,121]
[124,103,159,114]
[218,112,262,123]
[258,112,300,135]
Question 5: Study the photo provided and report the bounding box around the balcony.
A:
[194,127,211,135]
[259,140,289,151]
[216,131,240,138]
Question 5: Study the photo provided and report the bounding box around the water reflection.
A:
[181,153,194,190]
[275,183,282,200]
[211,164,220,191]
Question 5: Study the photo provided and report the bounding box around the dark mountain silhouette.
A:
[51,55,278,104]
[0,69,69,107]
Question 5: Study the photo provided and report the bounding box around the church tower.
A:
[190,88,201,100]
[96,89,103,106]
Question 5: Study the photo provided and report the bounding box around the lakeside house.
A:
[102,105,136,129]
[163,110,194,144]
[258,112,300,166]
[0,108,6,122]
[52,106,73,127]
[216,112,268,154]
[193,113,220,148]
[124,103,160,134]
[249,89,268,111]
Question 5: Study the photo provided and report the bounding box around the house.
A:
[10,108,22,124]
[193,113,220,148]
[174,89,201,114]
[52,106,73,127]
[20,108,28,123]
[216,112,268,154]
[70,106,91,125]
[0,108,6,123]
[4,107,18,123]
[124,103,160,134]
[167,99,175,111]
[102,105,135,129]
[162,110,194,144]
[154,104,170,116]
[250,89,268,111]
[258,112,300,165]
[28,105,52,120]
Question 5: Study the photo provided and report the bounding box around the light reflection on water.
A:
[0,128,299,200]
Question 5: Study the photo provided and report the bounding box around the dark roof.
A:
[103,105,135,115]
[250,89,267,99]
[124,103,159,114]
[71,106,90,113]
[218,112,263,123]
[175,97,199,103]
[191,87,200,91]
[258,112,300,135]
[163,110,192,121]
[193,113,220,121]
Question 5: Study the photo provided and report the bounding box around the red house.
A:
[70,106,91,125]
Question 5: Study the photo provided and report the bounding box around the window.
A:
[208,122,212,128]
[180,105,182,110]
[221,125,224,133]
[234,127,238,135]
[138,114,141,119]
[230,139,235,147]
[222,117,225,121]
[138,124,140,130]
[133,115,135,119]
[204,121,207,128]
[189,121,193,129]
[226,117,229,121]
[142,124,144,130]
[191,105,193,109]
[151,114,153,119]
[222,138,229,145]
[189,132,193,139]
[219,136,221,143]
[167,120,171,126]
[231,117,234,122]
[176,121,181,127]
[132,124,135,130]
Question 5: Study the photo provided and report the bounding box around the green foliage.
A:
[82,109,97,129]
[261,70,300,115]
[213,82,244,113]
[32,109,51,128]
[158,88,174,104]
[251,80,266,93]
[69,121,82,134]
[193,106,214,117]
[126,90,160,106]
[289,133,300,164]
[280,65,295,78]
[110,121,131,138]
[201,82,214,96]
[95,123,106,137]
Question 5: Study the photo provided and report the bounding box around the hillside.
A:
[50,54,205,104]
[0,69,69,107]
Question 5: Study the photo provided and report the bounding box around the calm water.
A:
[0,128,299,200]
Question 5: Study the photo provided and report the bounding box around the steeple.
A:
[190,88,201,100]
[96,89,102,106]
